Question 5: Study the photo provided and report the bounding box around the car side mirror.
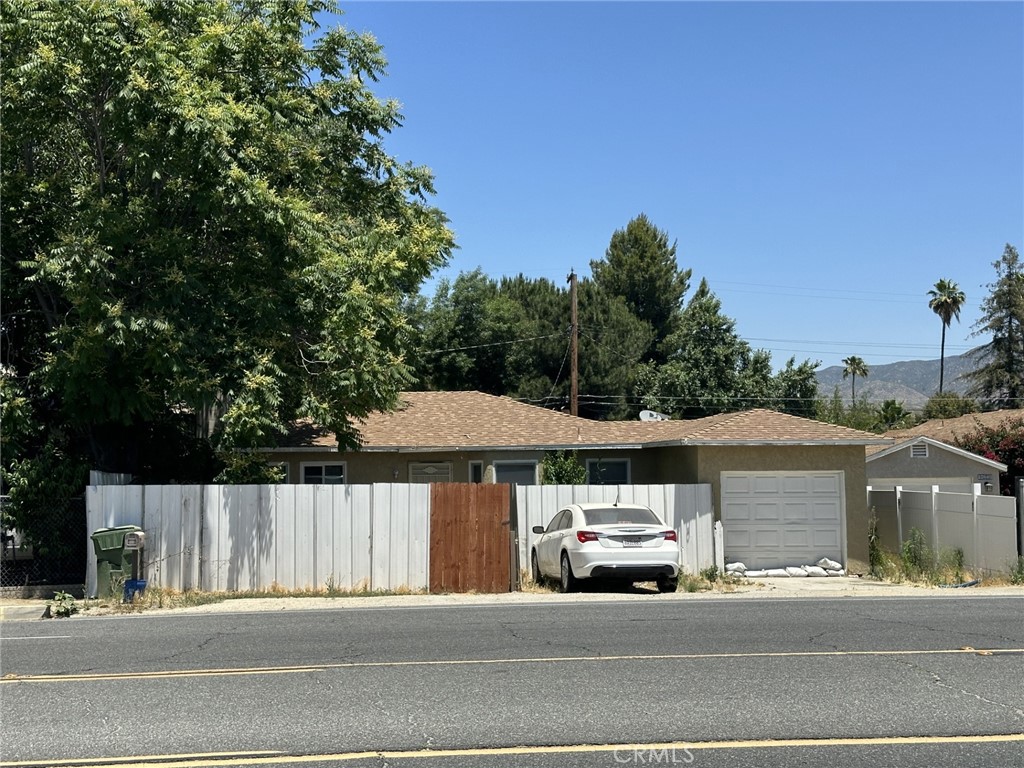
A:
[532,526,545,534]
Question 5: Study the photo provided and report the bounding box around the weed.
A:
[1009,556,1024,586]
[868,512,884,578]
[901,527,930,577]
[700,565,719,583]
[47,591,79,618]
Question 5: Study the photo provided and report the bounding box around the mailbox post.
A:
[123,530,147,602]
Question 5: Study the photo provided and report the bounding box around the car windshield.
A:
[582,507,661,526]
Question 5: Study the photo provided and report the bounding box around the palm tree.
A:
[842,355,869,401]
[927,279,966,394]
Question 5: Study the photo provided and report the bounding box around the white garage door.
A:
[721,471,845,569]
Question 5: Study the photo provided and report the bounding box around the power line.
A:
[422,332,563,356]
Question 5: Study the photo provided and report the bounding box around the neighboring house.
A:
[879,409,1024,445]
[261,391,888,573]
[866,436,1007,495]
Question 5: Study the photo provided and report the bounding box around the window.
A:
[409,462,453,483]
[494,461,538,485]
[546,509,571,533]
[469,461,484,484]
[301,462,346,485]
[910,443,929,459]
[586,458,630,485]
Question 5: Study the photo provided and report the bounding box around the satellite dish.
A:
[639,410,670,422]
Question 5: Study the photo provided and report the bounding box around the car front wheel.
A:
[560,552,579,593]
[531,551,544,585]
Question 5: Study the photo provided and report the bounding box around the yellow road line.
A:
[3,734,1023,768]
[2,646,1021,684]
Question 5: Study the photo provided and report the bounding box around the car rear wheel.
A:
[656,574,678,593]
[560,552,579,593]
[531,551,544,585]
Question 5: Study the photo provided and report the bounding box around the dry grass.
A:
[81,581,428,614]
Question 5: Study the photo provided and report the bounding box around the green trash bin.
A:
[91,525,143,598]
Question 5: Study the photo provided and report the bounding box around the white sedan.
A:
[530,502,680,593]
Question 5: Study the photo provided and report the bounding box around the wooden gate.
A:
[429,483,513,593]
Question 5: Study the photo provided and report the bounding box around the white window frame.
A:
[492,460,539,485]
[409,462,453,483]
[586,458,631,485]
[469,461,484,484]
[300,461,347,485]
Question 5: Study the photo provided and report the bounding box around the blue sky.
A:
[326,1,1023,371]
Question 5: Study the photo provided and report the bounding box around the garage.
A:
[721,471,846,569]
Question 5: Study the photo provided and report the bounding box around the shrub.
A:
[541,450,587,484]
[922,392,978,420]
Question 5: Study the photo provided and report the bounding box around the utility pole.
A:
[568,269,578,417]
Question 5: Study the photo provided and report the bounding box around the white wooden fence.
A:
[516,484,716,574]
[867,484,1020,574]
[86,484,430,596]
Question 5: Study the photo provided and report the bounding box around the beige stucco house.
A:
[261,391,889,573]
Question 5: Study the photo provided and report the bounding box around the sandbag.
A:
[826,568,846,577]
[785,566,809,577]
[765,568,790,577]
[803,565,828,577]
[725,562,747,574]
[817,557,842,570]
[744,570,768,578]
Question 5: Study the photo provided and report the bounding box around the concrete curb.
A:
[0,602,49,622]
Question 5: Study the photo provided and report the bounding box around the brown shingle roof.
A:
[605,408,889,446]
[876,409,1024,449]
[279,392,886,451]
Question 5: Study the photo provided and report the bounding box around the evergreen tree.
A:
[966,244,1024,409]
[636,279,750,418]
[590,214,690,363]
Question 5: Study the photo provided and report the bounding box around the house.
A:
[261,391,890,573]
[866,436,1007,495]
[868,409,1024,495]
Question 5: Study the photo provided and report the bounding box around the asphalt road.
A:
[1,595,1022,768]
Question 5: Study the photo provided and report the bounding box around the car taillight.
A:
[662,530,678,542]
[576,530,600,543]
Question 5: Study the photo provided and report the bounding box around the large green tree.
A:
[927,278,966,394]
[415,271,651,419]
[965,244,1024,409]
[1,0,453,506]
[635,279,761,418]
[590,214,690,363]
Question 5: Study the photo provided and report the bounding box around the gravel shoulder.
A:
[5,577,1020,621]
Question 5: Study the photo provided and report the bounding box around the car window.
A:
[582,507,662,526]
[545,510,567,533]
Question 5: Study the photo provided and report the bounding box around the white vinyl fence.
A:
[867,484,1020,574]
[86,483,430,596]
[516,484,715,574]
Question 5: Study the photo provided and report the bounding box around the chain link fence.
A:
[1,495,87,589]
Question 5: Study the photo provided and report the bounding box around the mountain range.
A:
[815,349,980,411]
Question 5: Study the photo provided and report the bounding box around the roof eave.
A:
[356,443,647,453]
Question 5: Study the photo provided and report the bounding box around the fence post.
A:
[713,520,725,572]
[931,485,940,565]
[895,486,903,549]
[972,483,981,571]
